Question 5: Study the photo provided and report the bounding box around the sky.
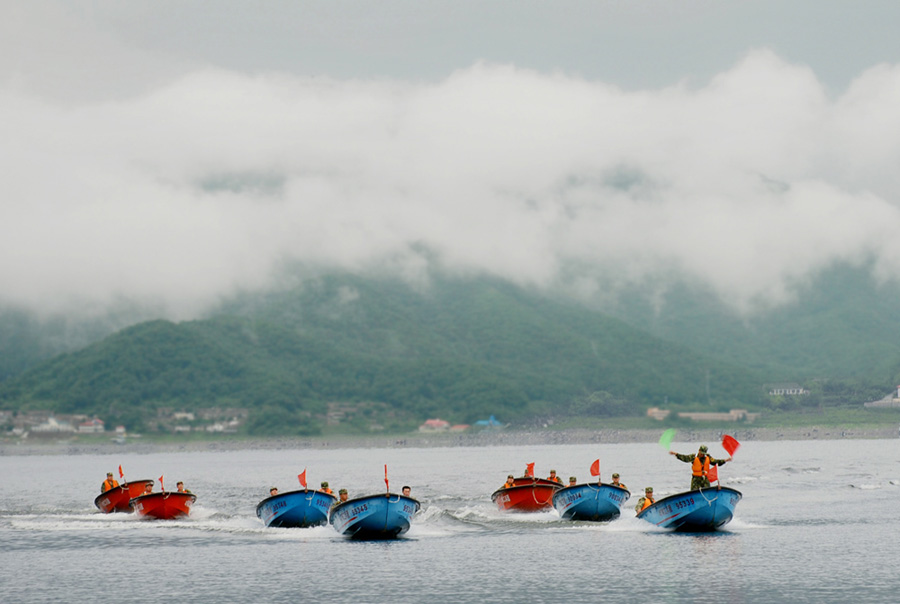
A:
[3,0,900,319]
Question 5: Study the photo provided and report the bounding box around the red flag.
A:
[159,475,164,492]
[707,463,718,483]
[589,459,600,477]
[298,469,307,488]
[118,465,124,479]
[525,462,535,477]
[384,464,390,492]
[722,434,741,456]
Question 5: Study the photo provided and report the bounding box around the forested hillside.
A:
[0,275,766,434]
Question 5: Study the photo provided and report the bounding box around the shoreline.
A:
[1,424,896,456]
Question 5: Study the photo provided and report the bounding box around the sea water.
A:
[1,438,899,603]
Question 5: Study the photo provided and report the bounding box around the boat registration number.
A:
[675,497,695,509]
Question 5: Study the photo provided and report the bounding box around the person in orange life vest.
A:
[670,445,731,490]
[547,470,562,484]
[320,481,333,495]
[568,476,577,486]
[176,481,191,493]
[101,472,119,493]
[635,487,655,513]
[142,481,154,495]
[611,473,627,490]
[503,475,516,489]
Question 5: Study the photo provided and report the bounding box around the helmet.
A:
[612,473,620,478]
[645,487,653,492]
[338,488,347,494]
[698,445,708,453]
[569,476,576,481]
[321,481,329,487]
[549,469,556,473]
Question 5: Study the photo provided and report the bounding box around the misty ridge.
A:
[1,264,899,436]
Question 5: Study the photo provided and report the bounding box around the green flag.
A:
[659,428,676,450]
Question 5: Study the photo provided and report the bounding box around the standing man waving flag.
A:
[669,445,732,490]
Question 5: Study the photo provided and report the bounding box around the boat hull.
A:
[329,494,420,539]
[637,487,742,531]
[94,480,155,513]
[130,491,197,520]
[491,478,561,512]
[257,489,337,528]
[552,483,631,521]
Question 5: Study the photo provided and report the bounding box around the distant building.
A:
[863,386,900,408]
[419,418,450,432]
[647,408,758,423]
[646,407,671,420]
[678,409,759,422]
[768,384,809,396]
[32,417,75,433]
[78,418,105,433]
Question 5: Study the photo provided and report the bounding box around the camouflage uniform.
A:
[673,453,728,490]
[634,492,655,513]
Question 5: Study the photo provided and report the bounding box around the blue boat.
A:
[256,489,337,528]
[552,483,631,521]
[636,486,742,531]
[329,493,420,539]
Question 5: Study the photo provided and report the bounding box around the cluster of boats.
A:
[95,470,740,536]
[94,479,196,520]
[94,469,420,539]
[96,436,743,536]
[491,472,741,531]
[256,488,420,538]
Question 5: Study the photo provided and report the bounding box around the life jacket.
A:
[102,479,119,492]
[692,455,710,477]
[640,495,655,511]
[322,487,333,494]
[504,481,516,489]
[548,475,561,484]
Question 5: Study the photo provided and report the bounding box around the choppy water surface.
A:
[2,439,899,603]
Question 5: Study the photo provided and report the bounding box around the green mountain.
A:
[0,275,766,434]
[602,263,900,385]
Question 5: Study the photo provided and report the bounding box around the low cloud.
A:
[3,48,900,318]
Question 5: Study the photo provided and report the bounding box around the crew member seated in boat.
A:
[320,481,333,494]
[269,487,278,497]
[101,472,119,493]
[635,487,655,513]
[503,475,516,489]
[176,481,191,493]
[611,473,627,490]
[669,445,732,490]
[401,486,411,497]
[547,470,562,484]
[142,481,154,495]
[568,476,577,486]
[332,488,349,508]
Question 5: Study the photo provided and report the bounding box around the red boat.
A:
[491,477,562,512]
[130,491,197,520]
[94,480,155,513]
